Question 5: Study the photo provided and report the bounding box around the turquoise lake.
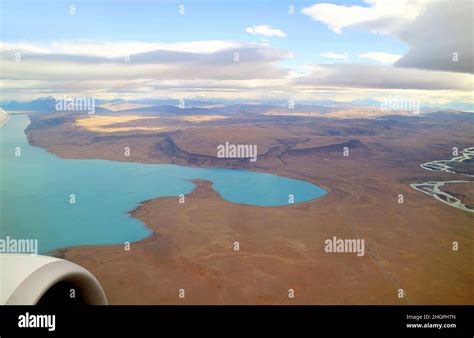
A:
[0,115,327,253]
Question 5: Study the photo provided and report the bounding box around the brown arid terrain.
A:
[25,108,474,304]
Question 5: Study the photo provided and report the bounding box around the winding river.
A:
[410,147,474,213]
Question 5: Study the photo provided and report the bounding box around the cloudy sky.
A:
[1,0,473,106]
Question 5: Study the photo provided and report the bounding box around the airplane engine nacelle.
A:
[0,254,108,305]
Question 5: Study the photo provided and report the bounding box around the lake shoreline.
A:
[3,114,328,254]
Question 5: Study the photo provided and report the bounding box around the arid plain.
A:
[25,105,474,304]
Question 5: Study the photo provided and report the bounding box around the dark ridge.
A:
[336,127,378,136]
[153,136,253,167]
[90,132,169,142]
[288,139,366,156]
[27,116,69,129]
[275,138,310,147]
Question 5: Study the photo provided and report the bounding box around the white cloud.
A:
[0,40,292,85]
[1,39,472,103]
[302,0,473,74]
[245,25,286,38]
[301,0,428,34]
[320,52,347,60]
[394,1,473,73]
[295,63,473,91]
[358,52,402,64]
[0,40,245,58]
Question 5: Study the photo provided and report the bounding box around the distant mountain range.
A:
[1,97,472,117]
[0,97,223,111]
